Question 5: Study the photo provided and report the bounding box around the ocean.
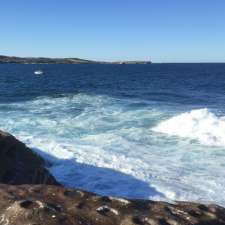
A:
[1,63,225,206]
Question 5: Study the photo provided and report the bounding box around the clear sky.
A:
[0,0,225,62]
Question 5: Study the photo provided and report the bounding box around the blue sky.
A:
[0,0,225,62]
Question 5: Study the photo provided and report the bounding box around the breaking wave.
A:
[153,108,225,147]
[1,94,225,206]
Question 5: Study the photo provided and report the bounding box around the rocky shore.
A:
[0,130,225,225]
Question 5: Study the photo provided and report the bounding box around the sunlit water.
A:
[1,63,225,206]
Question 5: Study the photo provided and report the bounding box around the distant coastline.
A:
[0,55,152,65]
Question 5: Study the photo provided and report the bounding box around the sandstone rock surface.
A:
[0,184,224,225]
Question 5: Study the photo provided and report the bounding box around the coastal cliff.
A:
[0,130,224,225]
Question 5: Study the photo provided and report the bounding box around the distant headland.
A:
[0,55,152,64]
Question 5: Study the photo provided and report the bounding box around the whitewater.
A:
[1,63,225,207]
[0,93,225,206]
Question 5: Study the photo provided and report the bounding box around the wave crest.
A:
[152,108,225,146]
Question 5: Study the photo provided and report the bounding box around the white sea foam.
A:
[153,108,225,146]
[1,94,225,206]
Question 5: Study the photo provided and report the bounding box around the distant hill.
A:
[0,55,97,64]
[114,60,152,64]
[0,55,152,64]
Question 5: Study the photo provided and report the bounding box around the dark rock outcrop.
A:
[0,130,58,185]
[0,130,225,225]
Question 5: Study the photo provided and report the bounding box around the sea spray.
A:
[152,108,225,146]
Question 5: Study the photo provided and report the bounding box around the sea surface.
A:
[1,63,225,206]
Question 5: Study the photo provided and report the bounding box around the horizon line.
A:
[1,54,225,64]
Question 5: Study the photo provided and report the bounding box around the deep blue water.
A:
[1,63,225,106]
[1,63,225,206]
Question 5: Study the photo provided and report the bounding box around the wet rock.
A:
[0,130,58,185]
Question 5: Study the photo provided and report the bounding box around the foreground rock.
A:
[0,184,225,225]
[0,130,225,224]
[0,130,58,185]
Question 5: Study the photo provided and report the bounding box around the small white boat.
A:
[34,70,44,75]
